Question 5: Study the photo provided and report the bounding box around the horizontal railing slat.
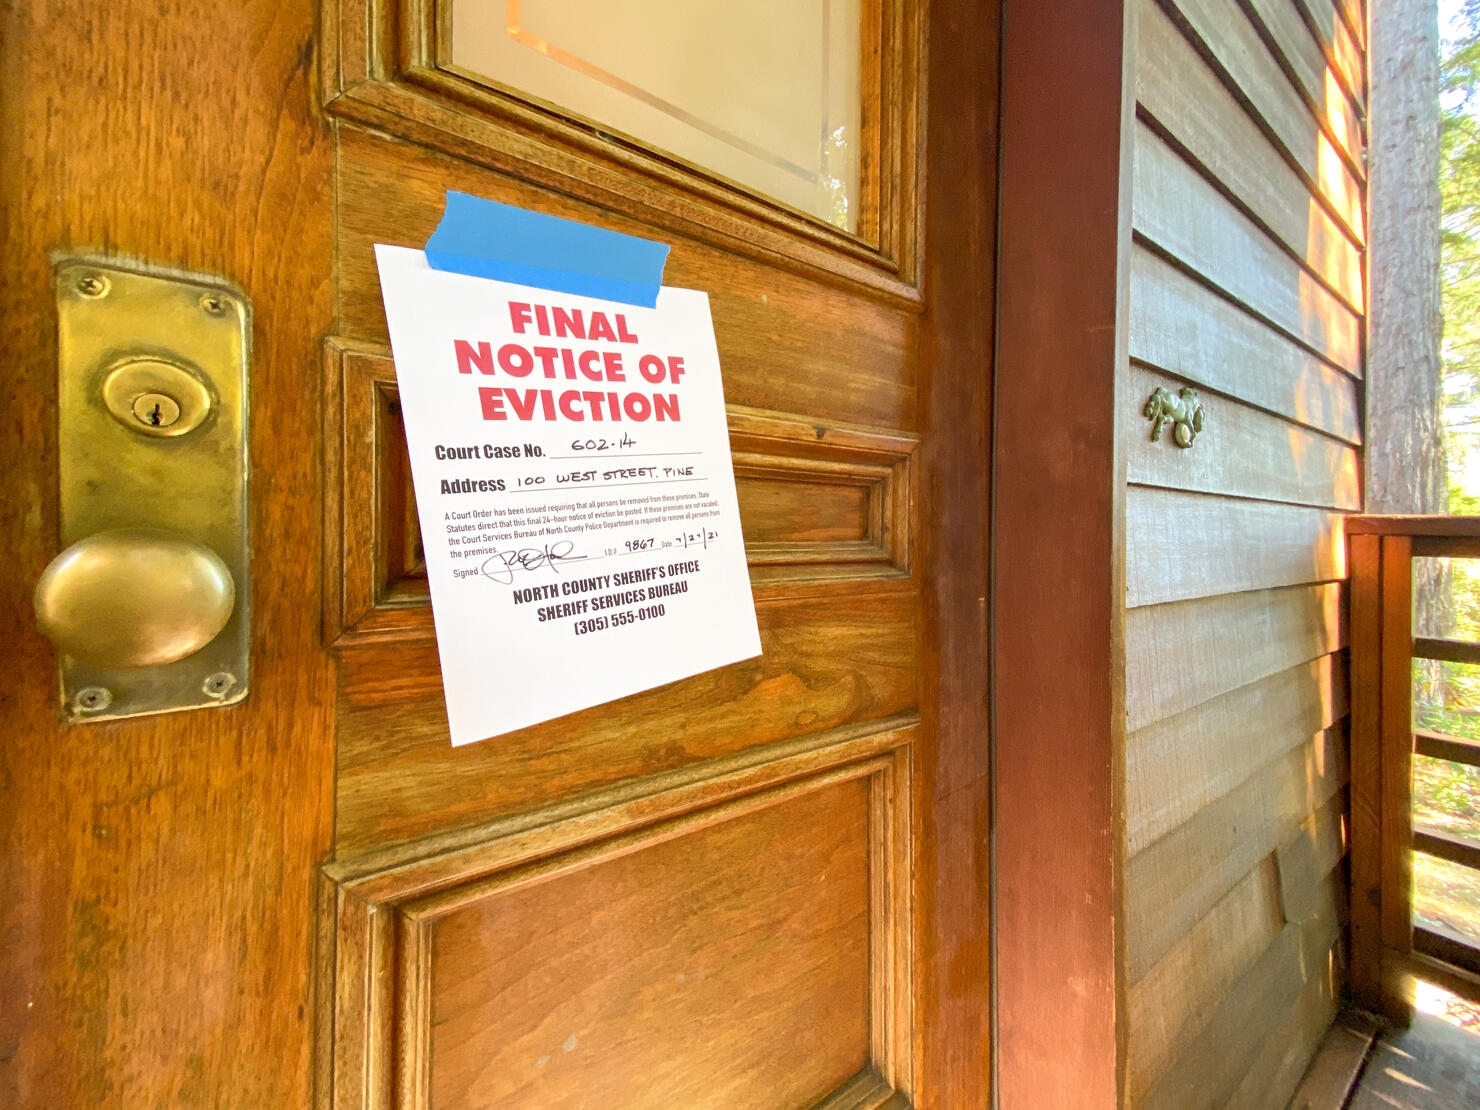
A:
[1412,924,1480,978]
[1414,825,1480,872]
[1414,536,1480,558]
[1414,730,1480,769]
[1413,637,1480,666]
[1346,515,1480,538]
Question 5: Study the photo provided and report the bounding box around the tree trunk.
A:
[1370,0,1452,657]
[1369,0,1446,516]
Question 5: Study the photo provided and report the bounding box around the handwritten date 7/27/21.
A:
[613,528,719,556]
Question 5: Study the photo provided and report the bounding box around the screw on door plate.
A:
[72,686,113,713]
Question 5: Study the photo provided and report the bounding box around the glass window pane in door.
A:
[450,0,864,231]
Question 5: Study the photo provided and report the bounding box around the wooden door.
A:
[1,0,996,1106]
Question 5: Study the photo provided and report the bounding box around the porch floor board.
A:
[1290,1006,1480,1109]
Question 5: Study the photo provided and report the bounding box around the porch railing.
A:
[1348,515,1480,1019]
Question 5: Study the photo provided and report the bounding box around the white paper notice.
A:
[374,245,762,744]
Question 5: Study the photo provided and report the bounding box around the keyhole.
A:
[129,391,181,430]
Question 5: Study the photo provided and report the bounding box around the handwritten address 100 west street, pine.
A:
[375,245,761,746]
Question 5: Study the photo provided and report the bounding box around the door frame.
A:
[992,1,1133,1106]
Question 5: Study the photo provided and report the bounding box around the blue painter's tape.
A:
[423,191,671,308]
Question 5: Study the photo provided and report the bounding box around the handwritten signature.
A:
[479,540,587,584]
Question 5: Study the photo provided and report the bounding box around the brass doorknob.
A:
[34,528,235,668]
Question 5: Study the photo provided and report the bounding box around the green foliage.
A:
[1443,3,1480,446]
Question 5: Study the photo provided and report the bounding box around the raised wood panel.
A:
[1133,123,1362,368]
[335,127,919,432]
[1126,487,1346,607]
[428,782,870,1110]
[1127,723,1347,981]
[1126,582,1345,733]
[1164,0,1364,188]
[1139,893,1341,1110]
[322,0,923,300]
[738,476,870,544]
[324,727,913,1110]
[1128,247,1361,444]
[1127,856,1285,1102]
[1138,0,1363,263]
[324,340,918,643]
[727,407,915,584]
[323,340,430,644]
[335,601,917,853]
[1127,657,1347,856]
[1127,368,1360,510]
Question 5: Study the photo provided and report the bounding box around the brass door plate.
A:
[52,258,250,722]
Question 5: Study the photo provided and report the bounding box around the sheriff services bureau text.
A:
[510,562,699,630]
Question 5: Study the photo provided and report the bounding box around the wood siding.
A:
[1124,0,1364,1106]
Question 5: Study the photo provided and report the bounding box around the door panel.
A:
[324,8,924,1095]
[2,0,996,1105]
[327,729,912,1108]
[0,1,337,1107]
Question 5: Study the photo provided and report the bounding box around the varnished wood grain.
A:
[1126,582,1345,732]
[1128,247,1362,444]
[323,0,923,301]
[0,0,335,1106]
[325,729,914,1110]
[736,474,872,544]
[1126,487,1346,607]
[428,781,871,1110]
[322,4,997,1106]
[1134,122,1362,369]
[1127,656,1347,855]
[911,0,998,1102]
[323,339,918,644]
[335,597,917,852]
[1127,367,1361,510]
[334,127,920,432]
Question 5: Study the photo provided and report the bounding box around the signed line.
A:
[509,477,707,493]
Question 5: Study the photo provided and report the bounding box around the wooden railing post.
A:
[1378,535,1415,1021]
[1347,531,1385,1014]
